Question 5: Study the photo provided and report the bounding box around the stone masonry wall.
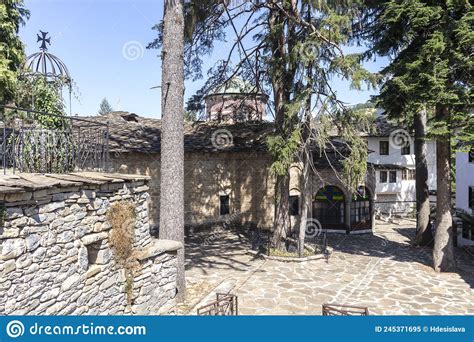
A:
[0,173,181,315]
[110,151,276,230]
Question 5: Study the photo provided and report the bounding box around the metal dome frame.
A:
[23,50,72,84]
[21,31,73,115]
[22,31,72,84]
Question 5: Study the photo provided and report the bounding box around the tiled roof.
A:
[370,114,405,137]
[76,112,274,154]
[76,111,404,155]
[317,112,406,138]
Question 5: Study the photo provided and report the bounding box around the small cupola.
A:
[204,78,267,123]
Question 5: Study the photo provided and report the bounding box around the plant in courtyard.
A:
[0,0,29,107]
[8,76,75,173]
[107,201,138,306]
[355,0,473,271]
[15,76,67,126]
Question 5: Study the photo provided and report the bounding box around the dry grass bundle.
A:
[107,201,138,306]
[107,201,137,265]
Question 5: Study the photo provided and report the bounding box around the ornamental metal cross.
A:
[37,30,51,50]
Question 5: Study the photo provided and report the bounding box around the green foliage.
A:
[0,0,29,105]
[358,0,473,146]
[184,110,197,122]
[338,108,374,189]
[33,80,63,114]
[312,107,374,190]
[151,1,377,189]
[147,0,227,80]
[8,76,74,173]
[268,2,377,185]
[15,76,67,129]
[267,127,301,176]
[11,128,75,173]
[98,97,114,115]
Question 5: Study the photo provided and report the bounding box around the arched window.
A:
[313,186,345,230]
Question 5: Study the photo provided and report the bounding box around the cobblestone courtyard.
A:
[182,220,474,315]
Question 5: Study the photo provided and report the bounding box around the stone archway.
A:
[312,185,346,231]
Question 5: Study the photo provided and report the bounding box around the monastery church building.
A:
[95,82,376,236]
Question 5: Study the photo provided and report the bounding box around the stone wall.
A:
[0,172,181,315]
[110,150,377,233]
[110,151,276,230]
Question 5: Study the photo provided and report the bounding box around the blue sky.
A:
[20,0,388,119]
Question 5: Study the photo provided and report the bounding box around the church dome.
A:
[204,77,268,123]
[208,77,259,96]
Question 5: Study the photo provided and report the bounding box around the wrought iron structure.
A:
[23,31,72,83]
[196,293,238,316]
[0,105,109,174]
[322,303,369,316]
[21,31,73,115]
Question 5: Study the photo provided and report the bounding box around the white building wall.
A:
[426,141,437,190]
[455,152,474,246]
[367,136,437,215]
[456,152,474,212]
[368,136,416,167]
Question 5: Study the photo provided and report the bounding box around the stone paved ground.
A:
[182,220,474,315]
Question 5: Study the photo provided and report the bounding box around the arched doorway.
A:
[350,186,372,230]
[313,186,345,230]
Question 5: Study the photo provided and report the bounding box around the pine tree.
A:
[98,98,114,115]
[159,0,186,301]
[357,0,473,271]
[150,0,376,251]
[0,0,29,106]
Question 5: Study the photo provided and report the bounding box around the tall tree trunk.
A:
[269,4,291,250]
[272,174,291,248]
[298,58,312,257]
[159,0,185,301]
[414,109,432,246]
[433,105,455,272]
[298,149,311,257]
